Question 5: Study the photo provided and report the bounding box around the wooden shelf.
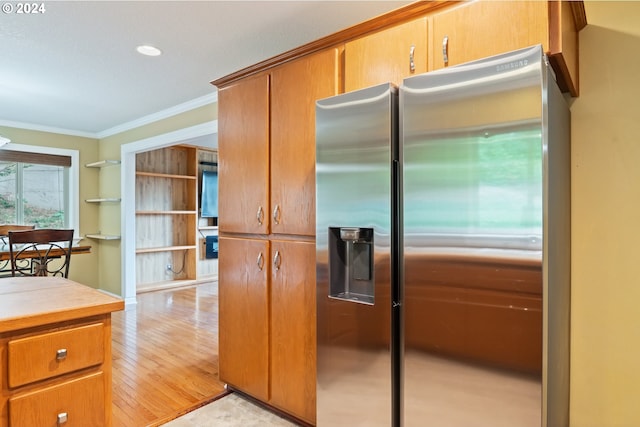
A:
[136,171,196,180]
[85,160,120,168]
[85,234,121,240]
[136,245,196,254]
[86,198,121,203]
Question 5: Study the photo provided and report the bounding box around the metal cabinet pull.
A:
[256,206,264,225]
[273,251,281,272]
[409,45,416,72]
[257,252,264,271]
[57,412,68,426]
[273,204,281,225]
[56,348,67,361]
[442,35,449,65]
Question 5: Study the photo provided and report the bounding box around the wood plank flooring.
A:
[111,282,227,427]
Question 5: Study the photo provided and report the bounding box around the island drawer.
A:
[7,322,104,388]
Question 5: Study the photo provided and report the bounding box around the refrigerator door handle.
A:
[442,35,449,65]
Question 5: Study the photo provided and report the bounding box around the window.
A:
[0,144,79,233]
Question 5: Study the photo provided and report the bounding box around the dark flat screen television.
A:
[201,170,218,218]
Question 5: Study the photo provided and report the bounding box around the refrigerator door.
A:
[316,83,398,426]
[401,45,548,427]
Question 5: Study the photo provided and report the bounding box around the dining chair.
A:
[8,229,75,278]
[0,224,36,237]
[0,224,36,276]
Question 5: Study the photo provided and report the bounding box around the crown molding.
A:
[96,92,218,139]
[0,119,98,139]
[0,91,218,140]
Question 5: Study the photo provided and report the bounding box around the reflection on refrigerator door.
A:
[316,83,397,426]
[315,45,570,427]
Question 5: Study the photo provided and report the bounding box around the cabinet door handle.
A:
[272,204,281,225]
[442,35,449,65]
[409,45,416,73]
[273,250,281,272]
[256,206,264,225]
[57,412,68,426]
[257,252,264,271]
[56,348,67,361]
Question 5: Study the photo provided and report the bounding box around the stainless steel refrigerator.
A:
[315,45,570,427]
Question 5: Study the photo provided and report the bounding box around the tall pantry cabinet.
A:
[217,48,338,424]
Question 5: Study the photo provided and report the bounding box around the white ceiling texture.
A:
[0,1,410,138]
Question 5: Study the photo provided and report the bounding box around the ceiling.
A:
[0,1,411,138]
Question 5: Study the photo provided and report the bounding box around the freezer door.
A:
[316,83,397,426]
[401,45,549,427]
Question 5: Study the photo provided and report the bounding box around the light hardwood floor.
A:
[111,282,227,427]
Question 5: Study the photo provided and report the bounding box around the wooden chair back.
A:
[0,225,36,276]
[8,229,75,278]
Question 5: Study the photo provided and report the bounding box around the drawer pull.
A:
[57,412,68,426]
[56,348,67,360]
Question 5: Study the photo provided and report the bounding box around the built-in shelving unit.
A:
[85,159,121,240]
[133,145,218,292]
[135,145,197,292]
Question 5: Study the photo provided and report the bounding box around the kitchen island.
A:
[0,277,124,427]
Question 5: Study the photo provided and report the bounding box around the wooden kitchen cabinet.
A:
[216,48,337,423]
[431,0,584,95]
[270,48,339,236]
[218,237,270,402]
[218,73,270,235]
[0,277,123,427]
[270,240,316,424]
[344,17,428,92]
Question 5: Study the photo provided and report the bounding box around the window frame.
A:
[2,143,80,238]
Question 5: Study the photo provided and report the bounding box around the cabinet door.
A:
[344,17,427,92]
[270,48,339,236]
[218,73,270,234]
[432,1,548,70]
[218,237,270,401]
[270,240,316,424]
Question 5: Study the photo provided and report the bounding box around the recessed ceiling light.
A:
[136,45,162,57]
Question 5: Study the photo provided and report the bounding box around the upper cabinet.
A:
[344,17,428,92]
[217,73,270,235]
[270,48,339,236]
[431,0,584,95]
